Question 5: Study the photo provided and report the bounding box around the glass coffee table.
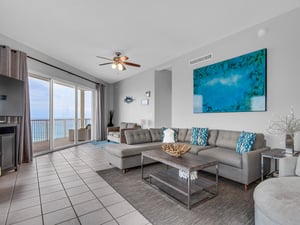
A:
[141,150,219,209]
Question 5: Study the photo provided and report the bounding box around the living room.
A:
[1,1,300,225]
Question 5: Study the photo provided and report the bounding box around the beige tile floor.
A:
[0,143,151,225]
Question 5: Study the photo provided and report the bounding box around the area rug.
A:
[92,140,116,148]
[97,164,255,225]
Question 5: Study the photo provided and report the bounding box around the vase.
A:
[285,134,295,155]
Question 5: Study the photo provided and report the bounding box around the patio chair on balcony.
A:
[69,124,91,141]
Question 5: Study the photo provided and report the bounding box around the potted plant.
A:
[107,110,114,127]
[268,108,300,155]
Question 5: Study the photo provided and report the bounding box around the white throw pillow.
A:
[163,128,175,143]
[295,157,300,176]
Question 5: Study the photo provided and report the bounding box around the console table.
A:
[0,124,18,175]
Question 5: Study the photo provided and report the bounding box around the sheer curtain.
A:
[0,45,32,163]
[95,83,106,141]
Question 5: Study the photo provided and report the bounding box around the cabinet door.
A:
[1,134,15,171]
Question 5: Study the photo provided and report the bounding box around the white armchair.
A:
[254,156,300,225]
[279,156,300,177]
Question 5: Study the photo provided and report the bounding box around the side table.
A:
[261,148,292,181]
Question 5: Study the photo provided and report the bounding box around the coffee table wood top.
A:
[142,149,218,172]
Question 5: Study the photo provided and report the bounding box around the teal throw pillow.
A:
[236,131,256,154]
[161,127,178,142]
[190,127,208,146]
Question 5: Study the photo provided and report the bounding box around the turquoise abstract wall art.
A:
[193,49,267,113]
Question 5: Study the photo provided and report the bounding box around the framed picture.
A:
[193,49,267,113]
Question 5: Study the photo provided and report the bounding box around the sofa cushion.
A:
[185,129,192,142]
[105,142,162,158]
[253,133,266,149]
[178,129,188,142]
[125,129,152,145]
[149,128,162,142]
[190,127,208,146]
[127,123,137,128]
[208,129,218,146]
[190,145,213,154]
[120,122,127,129]
[216,130,241,150]
[198,147,242,168]
[174,142,213,154]
[236,131,256,154]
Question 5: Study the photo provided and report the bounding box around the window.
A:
[29,74,94,154]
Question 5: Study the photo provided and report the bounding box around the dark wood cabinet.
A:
[0,124,18,175]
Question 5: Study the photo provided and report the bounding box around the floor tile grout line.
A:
[73,147,143,221]
[5,162,42,225]
[36,153,82,225]
[4,170,18,225]
[59,149,122,225]
[35,157,46,225]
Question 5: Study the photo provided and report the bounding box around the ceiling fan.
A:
[97,52,141,71]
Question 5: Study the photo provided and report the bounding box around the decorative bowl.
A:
[161,143,191,157]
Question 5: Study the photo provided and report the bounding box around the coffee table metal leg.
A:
[261,155,264,181]
[141,154,144,180]
[216,164,219,194]
[188,171,191,209]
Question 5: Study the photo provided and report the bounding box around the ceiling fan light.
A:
[111,63,117,69]
[117,63,124,71]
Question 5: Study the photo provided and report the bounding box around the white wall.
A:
[113,70,155,128]
[114,8,300,149]
[155,70,172,127]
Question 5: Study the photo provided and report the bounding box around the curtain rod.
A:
[27,56,98,84]
[1,45,100,85]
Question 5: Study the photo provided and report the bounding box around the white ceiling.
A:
[1,0,300,84]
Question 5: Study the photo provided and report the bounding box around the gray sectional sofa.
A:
[104,128,270,190]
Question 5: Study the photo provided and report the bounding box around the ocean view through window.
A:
[29,75,93,154]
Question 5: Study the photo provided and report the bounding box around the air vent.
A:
[189,53,213,65]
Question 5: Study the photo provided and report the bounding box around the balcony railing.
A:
[31,118,91,143]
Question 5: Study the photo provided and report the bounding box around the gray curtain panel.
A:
[0,45,33,163]
[95,83,106,140]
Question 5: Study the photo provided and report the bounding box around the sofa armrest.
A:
[279,157,298,177]
[107,126,120,133]
[120,127,141,144]
[242,147,270,184]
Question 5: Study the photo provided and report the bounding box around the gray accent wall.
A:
[155,70,172,128]
[113,8,300,149]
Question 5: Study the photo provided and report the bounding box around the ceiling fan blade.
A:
[123,61,141,67]
[96,56,113,61]
[99,62,113,66]
[120,56,129,61]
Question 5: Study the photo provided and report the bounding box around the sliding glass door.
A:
[29,75,94,154]
[77,88,92,143]
[53,81,76,148]
[29,75,50,154]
